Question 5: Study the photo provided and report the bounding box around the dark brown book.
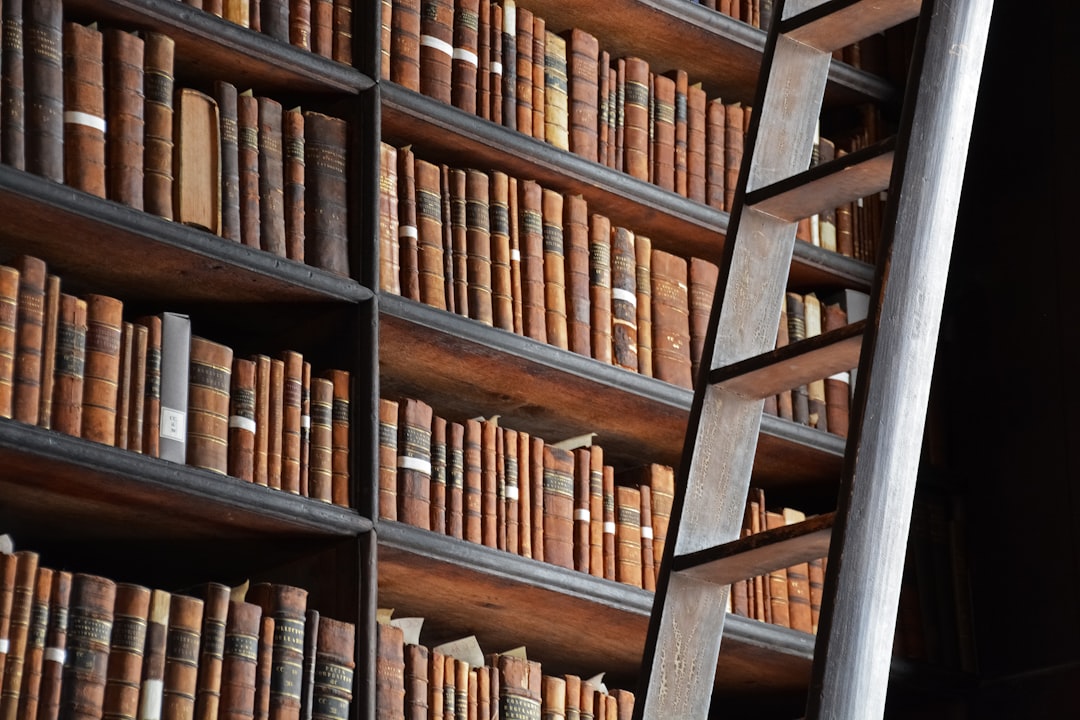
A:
[571,447,591,574]
[323,369,350,507]
[379,142,400,294]
[246,585,307,720]
[307,376,334,502]
[142,32,175,220]
[639,484,655,591]
[463,418,483,543]
[518,179,546,342]
[23,0,63,182]
[135,589,168,720]
[126,323,149,453]
[0,551,39,720]
[102,583,151,720]
[488,170,513,331]
[174,89,221,233]
[480,418,499,548]
[445,421,465,539]
[541,445,574,570]
[332,0,352,64]
[304,112,349,276]
[487,3,502,124]
[541,188,568,350]
[219,601,263,720]
[390,0,421,90]
[187,336,234,475]
[193,584,231,720]
[413,157,447,309]
[2,0,25,169]
[651,73,676,192]
[704,97,725,210]
[377,397,399,520]
[562,194,591,357]
[238,93,261,249]
[634,235,652,377]
[534,436,549,561]
[261,0,289,42]
[446,165,466,314]
[426,650,443,720]
[105,29,145,209]
[687,258,717,385]
[475,0,490,120]
[396,145,421,301]
[542,31,568,151]
[498,0,515,130]
[464,169,494,325]
[398,397,433,529]
[429,414,447,533]
[0,266,17,418]
[650,249,692,388]
[610,61,621,171]
[823,301,851,437]
[299,361,312,497]
[541,676,565,720]
[375,624,404,720]
[290,0,312,49]
[565,29,599,163]
[114,322,134,450]
[495,655,540,719]
[12,255,46,425]
[81,294,124,446]
[36,570,73,720]
[258,97,287,257]
[60,574,117,720]
[228,358,257,482]
[588,214,612,364]
[785,292,810,425]
[267,357,285,489]
[136,315,162,457]
[451,0,479,114]
[162,594,204,720]
[614,485,643,588]
[610,227,637,372]
[252,615,274,720]
[312,0,335,59]
[311,617,353,720]
[299,609,318,720]
[602,465,615,580]
[279,350,303,493]
[36,274,58,430]
[621,57,649,181]
[507,175,524,334]
[12,564,51,720]
[597,49,611,167]
[418,0,453,104]
[512,6,533,135]
[501,426,519,554]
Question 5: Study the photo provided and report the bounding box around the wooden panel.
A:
[675,512,834,585]
[710,321,864,399]
[783,0,923,53]
[63,0,370,94]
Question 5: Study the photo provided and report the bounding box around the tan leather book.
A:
[312,0,335,58]
[114,323,134,450]
[502,427,519,554]
[823,301,851,437]
[621,57,649,181]
[0,266,19,418]
[489,170,514,331]
[279,351,303,492]
[377,397,399,520]
[513,7,533,135]
[246,584,307,720]
[418,0,453,104]
[463,418,483,543]
[228,358,257,482]
[465,169,493,325]
[398,397,433,529]
[307,377,334,502]
[258,97,287,257]
[303,112,349,277]
[565,29,599,164]
[723,102,744,212]
[142,32,176,220]
[639,484,655,591]
[105,29,145,209]
[251,355,272,485]
[267,357,285,489]
[687,257,717,385]
[686,83,706,203]
[540,188,568,350]
[187,337,234,474]
[650,73,676,192]
[562,195,590,357]
[785,292,810,425]
[59,574,117,720]
[135,316,162,457]
[530,16,545,142]
[612,689,634,720]
[414,158,447,309]
[225,0,252,26]
[764,510,791,628]
[495,655,540,719]
[586,445,604,578]
[476,0,490,120]
[403,644,428,720]
[610,227,637,372]
[81,294,124,446]
[454,658,468,719]
[446,421,464,539]
[476,665,489,720]
[310,616,353,720]
[445,165,465,314]
[614,485,642,588]
[284,108,305,262]
[37,570,73,720]
[390,0,421,91]
[0,551,39,720]
[12,256,46,425]
[518,180,546,342]
[237,93,261,249]
[487,4,502,124]
[542,31,569,151]
[191,584,230,720]
[649,249,692,388]
[480,418,498,548]
[37,275,59,430]
[516,430,532,559]
[396,146,421,301]
[290,0,312,49]
[323,369,350,507]
[572,447,591,574]
[451,0,480,114]
[162,594,204,720]
[127,323,149,452]
[0,554,15,701]
[541,675,565,720]
[782,507,814,634]
[2,0,26,170]
[803,293,828,431]
[219,601,263,720]
[601,465,616,581]
[563,675,580,720]
[252,615,274,720]
[524,435,542,562]
[379,143,401,294]
[375,623,404,720]
[542,445,574,570]
[23,0,63,182]
[588,214,612,364]
[136,590,169,720]
[704,98,725,210]
[634,235,652,377]
[332,0,352,64]
[507,176,524,334]
[299,361,312,495]
[430,414,448,533]
[102,583,151,720]
[577,680,594,720]
[498,0,515,130]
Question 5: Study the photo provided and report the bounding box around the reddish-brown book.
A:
[602,466,615,580]
[126,323,149,453]
[0,554,15,694]
[565,29,599,163]
[572,447,591,574]
[105,29,145,209]
[162,594,204,720]
[588,214,613,364]
[418,0,453,104]
[136,315,162,457]
[650,249,692,388]
[252,615,274,720]
[563,194,591,357]
[414,157,447,309]
[635,235,652,376]
[12,255,46,425]
[102,583,151,720]
[237,93,261,250]
[311,617,354,720]
[267,358,285,489]
[704,98,725,210]
[2,0,26,170]
[530,16,545,141]
[81,294,124,446]
[803,293,829,431]
[279,350,303,493]
[585,445,604,577]
[488,170,514,331]
[610,227,637,372]
[666,69,688,197]
[614,486,643,588]
[379,142,401,294]
[541,676,565,720]
[451,0,479,114]
[398,397,433,529]
[774,301,793,420]
[651,73,676,192]
[219,601,263,720]
[324,369,350,507]
[785,292,810,425]
[429,414,447,534]
[823,301,851,437]
[782,508,814,634]
[332,0,352,64]
[502,426,520,554]
[377,397,399,520]
[60,574,117,720]
[487,3,502,124]
[312,0,335,58]
[597,50,611,166]
[518,179,546,342]
[187,337,234,475]
[686,83,706,203]
[425,650,443,720]
[475,0,490,120]
[113,322,134,450]
[723,102,744,212]
[139,590,171,720]
[495,655,541,719]
[258,97,287,257]
[37,274,58,430]
[283,108,305,263]
[37,570,73,720]
[610,61,622,171]
[24,0,63,182]
[542,31,569,151]
[687,258,718,385]
[193,584,231,720]
[228,358,257,482]
[246,585,306,720]
[0,551,39,720]
[375,624,404,720]
[513,6,533,136]
[446,421,465,539]
[541,188,568,350]
[639,484,655,591]
[542,445,575,570]
[307,376,334,502]
[390,0,421,91]
[498,0,515,130]
[290,0,312,49]
[465,169,493,325]
[517,430,533,559]
[765,510,792,628]
[396,146,421,300]
[480,419,500,548]
[303,111,349,276]
[463,418,483,544]
[446,165,466,314]
[622,57,649,181]
[143,32,175,220]
[507,176,524,334]
[0,267,17,419]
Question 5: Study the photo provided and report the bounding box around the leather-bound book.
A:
[283,109,304,261]
[406,643,425,720]
[650,73,676,192]
[413,158,447,309]
[225,0,251,26]
[377,397,399,520]
[507,176,524,334]
[36,274,58,430]
[105,29,145,209]
[687,257,717,385]
[143,32,175,220]
[531,435,546,561]
[0,265,16,419]
[614,485,642,587]
[529,16,544,141]
[764,510,791,628]
[463,418,483,543]
[465,169,493,325]
[774,301,793,420]
[613,689,634,720]
[803,293,828,431]
[634,235,652,376]
[453,659,468,720]
[609,227,637,372]
[290,0,312,49]
[81,294,124,446]
[37,570,73,720]
[390,0,421,90]
[518,179,546,342]
[498,0,515,130]
[159,312,192,463]
[446,165,466,314]
[258,97,287,257]
[397,146,421,300]
[597,50,610,166]
[665,69,688,196]
[445,421,464,539]
[426,650,443,720]
[588,213,612,364]
[237,93,261,249]
[577,680,594,720]
[279,351,303,492]
[609,62,620,170]
[475,0,490,120]
[418,0,453,104]
[192,584,230,720]
[686,83,706,203]
[261,0,289,42]
[332,0,352,64]
[429,414,448,533]
[114,323,134,449]
[219,601,262,720]
[563,675,580,720]
[2,0,25,169]
[312,0,334,58]
[298,361,311,496]
[639,484,655,591]
[723,102,744,212]
[835,161,854,256]
[541,676,565,720]
[12,255,46,425]
[622,464,672,585]
[246,585,307,720]
[174,88,221,232]
[323,369,350,506]
[303,111,349,276]
[542,445,574,570]
[23,0,63,182]
[785,292,810,425]
[228,358,257,482]
[162,594,205,720]
[565,29,599,163]
[817,138,837,252]
[298,609,319,720]
[251,355,271,486]
[562,195,590,357]
[487,4,502,124]
[512,6,532,135]
[782,508,814,634]
[650,249,692,388]
[138,590,170,720]
[397,397,433,529]
[542,31,568,151]
[252,615,274,720]
[378,142,400,294]
[516,430,532,558]
[496,655,540,720]
[307,376,334,501]
[0,554,14,692]
[187,336,234,474]
[375,623,404,720]
[61,23,106,196]
[311,617,353,720]
[60,574,117,720]
[451,0,479,114]
[267,358,285,489]
[809,557,825,634]
[704,97,724,210]
[621,57,649,181]
[102,583,151,720]
[586,445,604,578]
[540,188,568,350]
[601,466,615,580]
[0,551,39,720]
[480,419,499,548]
[488,170,513,331]
[823,301,850,437]
[572,448,591,573]
[126,323,149,451]
[502,426,520,554]
[135,316,162,457]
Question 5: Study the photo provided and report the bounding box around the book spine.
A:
[516,431,532,558]
[463,419,483,544]
[312,0,335,58]
[499,0,515,130]
[609,228,637,372]
[249,586,307,720]
[311,618,354,720]
[823,301,850,437]
[596,50,610,167]
[446,166,465,314]
[686,84,706,203]
[649,465,673,586]
[445,422,464,539]
[530,16,544,141]
[127,324,149,452]
[104,30,145,210]
[651,73,676,192]
[237,94,261,250]
[398,397,433,529]
[60,574,117,720]
[517,180,546,343]
[0,554,14,694]
[193,585,231,720]
[81,294,124,446]
[23,0,63,182]
[572,448,591,574]
[634,236,652,377]
[135,589,167,720]
[279,351,303,493]
[541,676,565,720]
[290,0,312,49]
[258,97,287,257]
[566,29,599,163]
[621,58,648,181]
[39,278,61,427]
[390,0,421,91]
[496,655,540,719]
[36,570,73,720]
[614,486,642,587]
[378,142,401,294]
[261,0,289,42]
[774,302,793,420]
[325,369,350,507]
[704,98,725,210]
[512,7,532,135]
[225,0,251,23]
[377,397,399,520]
[451,0,479,114]
[0,266,16,418]
[785,292,810,425]
[649,249,692,388]
[138,316,162,457]
[331,0,352,64]
[668,70,688,196]
[284,109,306,263]
[396,146,421,301]
[542,31,568,151]
[764,511,791,628]
[803,293,829,431]
[419,0,453,104]
[507,176,523,334]
[0,551,39,720]
[187,337,234,474]
[563,194,590,357]
[375,624,404,720]
[723,102,744,212]
[301,610,318,720]
[782,511,814,634]
[143,32,175,220]
[429,414,447,533]
[542,445,574,570]
[487,4,502,124]
[639,485,655,591]
[475,0,490,120]
[502,427,519,554]
[540,188,568,350]
[480,419,499,548]
[2,0,25,169]
[687,258,718,385]
[488,170,513,331]
[114,323,134,449]
[228,358,257,482]
[465,169,493,326]
[159,312,192,464]
[307,376,334,502]
[413,158,447,309]
[602,466,615,580]
[426,651,443,720]
[303,112,349,276]
[252,616,274,720]
[587,446,604,578]
[267,358,285,489]
[219,602,262,720]
[532,437,546,562]
[12,256,46,425]
[102,584,152,720]
[162,595,204,720]
[564,675,580,720]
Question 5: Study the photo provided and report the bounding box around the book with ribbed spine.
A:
[502,427,519,554]
[704,98,724,209]
[60,574,117,720]
[512,6,532,135]
[516,430,532,559]
[496,654,540,720]
[651,73,676,192]
[609,227,637,372]
[588,214,612,364]
[666,69,688,196]
[187,337,234,474]
[0,551,39,720]
[290,0,312,49]
[37,570,72,720]
[614,486,642,587]
[425,650,443,720]
[487,3,502,124]
[530,16,545,142]
[142,32,175,220]
[237,93,260,249]
[488,170,513,331]
[253,614,274,720]
[446,165,466,314]
[507,176,523,334]
[303,112,349,277]
[2,0,25,169]
[311,617,353,720]
[135,316,162,457]
[228,358,257,482]
[375,624,404,720]
[246,585,306,720]
[429,414,447,534]
[686,83,706,203]
[541,676,564,720]
[785,292,810,425]
[378,397,399,520]
[518,180,546,342]
[803,293,829,431]
[446,421,464,539]
[283,108,305,261]
[114,323,134,450]
[397,146,421,301]
[81,294,124,446]
[687,258,717,385]
[250,355,271,486]
[723,102,744,212]
[398,397,433,529]
[102,583,151,720]
[267,358,285,489]
[307,376,334,502]
[414,158,447,309]
[621,58,649,181]
[219,601,262,720]
[418,0,453,104]
[105,29,145,209]
[480,419,499,549]
[310,0,333,56]
[542,445,574,570]
[12,256,46,425]
[127,323,149,452]
[137,590,170,720]
[0,267,17,418]
[565,29,599,163]
[764,510,792,628]
[540,188,568,350]
[572,447,591,574]
[823,300,850,437]
[323,369,350,506]
[390,0,421,91]
[650,249,692,389]
[563,195,590,357]
[463,419,483,544]
[465,169,493,325]
[38,284,60,426]
[782,508,814,634]
[597,50,610,166]
[379,142,400,294]
[499,0,515,130]
[0,554,15,693]
[533,436,548,561]
[162,594,204,720]
[258,97,287,257]
[542,31,568,151]
[24,0,63,182]
[332,0,352,64]
[214,81,239,238]
[639,484,655,591]
[634,235,652,377]
[451,0,479,114]
[279,351,303,493]
[475,0,490,120]
[193,584,230,720]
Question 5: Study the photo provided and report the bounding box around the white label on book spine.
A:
[641,526,654,539]
[505,486,520,501]
[399,224,418,239]
[420,35,454,59]
[611,288,638,306]
[603,521,616,535]
[491,61,503,76]
[398,455,433,475]
[160,407,187,442]
[63,111,106,133]
[453,48,479,67]
[510,248,521,262]
[829,371,851,383]
[229,415,257,433]
[0,638,8,654]
[139,679,164,720]
[575,508,590,523]
[301,415,311,431]
[44,647,66,664]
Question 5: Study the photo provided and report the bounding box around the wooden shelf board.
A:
[63,0,371,95]
[380,293,846,486]
[783,0,923,54]
[376,521,815,693]
[0,420,370,541]
[0,166,369,304]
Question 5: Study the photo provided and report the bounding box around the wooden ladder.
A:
[632,0,993,718]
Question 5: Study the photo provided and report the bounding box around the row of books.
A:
[379,395,676,590]
[0,255,353,507]
[0,547,355,720]
[376,622,635,720]
[3,14,351,277]
[180,0,354,64]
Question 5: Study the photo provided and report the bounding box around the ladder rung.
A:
[708,320,865,399]
[672,512,836,586]
[781,0,922,54]
[745,138,895,222]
